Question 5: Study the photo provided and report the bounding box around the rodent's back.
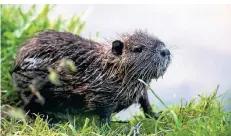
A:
[13,30,106,73]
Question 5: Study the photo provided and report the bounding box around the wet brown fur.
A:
[12,29,171,124]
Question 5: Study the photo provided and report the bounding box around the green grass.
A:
[1,87,231,136]
[1,4,231,136]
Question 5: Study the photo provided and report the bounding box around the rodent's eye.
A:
[133,47,143,53]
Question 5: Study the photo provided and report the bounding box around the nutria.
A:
[12,30,171,126]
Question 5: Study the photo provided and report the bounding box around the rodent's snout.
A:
[160,49,171,58]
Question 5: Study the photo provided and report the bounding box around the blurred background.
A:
[1,4,231,120]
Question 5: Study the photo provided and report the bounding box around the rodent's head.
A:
[111,30,171,81]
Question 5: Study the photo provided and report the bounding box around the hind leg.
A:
[20,88,59,125]
[12,72,54,122]
[23,96,45,119]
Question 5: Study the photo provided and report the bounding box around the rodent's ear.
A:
[112,40,124,56]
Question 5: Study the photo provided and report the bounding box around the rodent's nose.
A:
[160,49,170,57]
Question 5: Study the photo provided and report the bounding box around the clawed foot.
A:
[146,111,163,120]
[153,111,162,120]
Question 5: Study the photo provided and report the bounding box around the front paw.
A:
[146,111,162,120]
[153,111,162,120]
